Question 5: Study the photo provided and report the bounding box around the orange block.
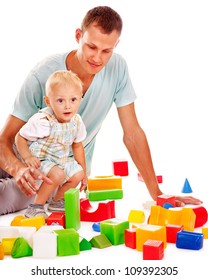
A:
[148,206,169,226]
[180,208,196,231]
[87,175,122,191]
[136,224,166,251]
[0,243,4,260]
[21,216,45,230]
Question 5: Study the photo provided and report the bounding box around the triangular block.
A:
[90,234,112,248]
[181,178,193,193]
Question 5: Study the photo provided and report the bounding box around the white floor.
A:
[0,172,207,279]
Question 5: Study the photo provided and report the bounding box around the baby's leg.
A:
[34,166,65,205]
[54,170,84,201]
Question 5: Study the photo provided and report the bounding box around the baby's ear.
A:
[44,96,50,106]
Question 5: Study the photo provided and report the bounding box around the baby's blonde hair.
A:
[45,70,83,96]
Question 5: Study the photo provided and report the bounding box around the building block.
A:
[47,212,65,228]
[202,227,208,239]
[136,224,167,251]
[87,175,122,191]
[190,205,208,228]
[124,228,136,249]
[128,210,145,224]
[166,224,184,243]
[112,160,129,176]
[79,237,92,251]
[163,203,174,209]
[92,222,100,232]
[180,208,196,231]
[100,218,129,245]
[181,178,193,193]
[1,237,16,255]
[0,226,36,248]
[86,189,123,201]
[156,195,176,207]
[33,231,57,258]
[0,242,4,260]
[90,234,112,248]
[20,216,45,230]
[80,198,115,222]
[143,240,164,260]
[11,237,33,258]
[54,228,79,256]
[176,230,203,250]
[148,205,169,226]
[138,173,163,183]
[10,215,25,226]
[64,188,80,230]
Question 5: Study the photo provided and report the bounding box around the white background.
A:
[0,0,208,278]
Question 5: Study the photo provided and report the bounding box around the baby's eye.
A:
[57,99,63,103]
[71,97,77,103]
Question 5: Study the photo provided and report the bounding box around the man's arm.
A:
[117,103,202,206]
[0,115,52,196]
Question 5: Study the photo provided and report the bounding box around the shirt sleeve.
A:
[74,115,87,143]
[19,112,51,141]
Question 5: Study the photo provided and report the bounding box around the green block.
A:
[90,234,112,248]
[100,218,129,245]
[86,189,123,201]
[64,188,80,230]
[79,237,92,251]
[54,229,80,256]
[11,237,33,258]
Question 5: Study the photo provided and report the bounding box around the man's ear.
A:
[75,28,82,43]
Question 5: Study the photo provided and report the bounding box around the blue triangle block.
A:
[181,178,193,193]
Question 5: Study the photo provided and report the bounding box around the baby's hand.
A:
[25,156,41,169]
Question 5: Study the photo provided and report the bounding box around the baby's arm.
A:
[15,132,41,169]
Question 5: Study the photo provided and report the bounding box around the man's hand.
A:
[175,195,203,207]
[15,166,53,196]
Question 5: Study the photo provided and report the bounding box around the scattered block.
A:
[0,242,4,260]
[166,224,184,243]
[79,237,92,251]
[64,188,80,230]
[202,227,208,239]
[11,237,33,258]
[80,198,115,222]
[156,195,176,207]
[138,174,163,183]
[10,215,25,226]
[33,231,57,258]
[92,222,100,232]
[54,228,79,256]
[1,237,16,255]
[181,178,193,193]
[20,216,45,230]
[136,224,167,251]
[128,210,145,224]
[100,218,129,245]
[124,228,136,249]
[90,234,112,248]
[191,206,208,228]
[112,160,129,176]
[143,240,164,260]
[176,230,203,250]
[47,212,65,228]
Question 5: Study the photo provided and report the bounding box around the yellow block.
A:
[202,227,208,239]
[21,216,45,230]
[0,243,4,260]
[2,238,16,255]
[136,224,166,251]
[128,210,145,224]
[148,206,169,226]
[10,215,25,226]
[180,208,196,231]
[87,175,122,191]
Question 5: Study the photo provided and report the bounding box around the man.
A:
[0,6,202,214]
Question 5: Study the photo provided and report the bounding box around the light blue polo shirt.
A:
[12,52,137,174]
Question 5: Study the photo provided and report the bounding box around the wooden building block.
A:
[87,175,122,191]
[156,194,176,207]
[86,189,123,201]
[143,240,164,260]
[64,188,80,230]
[112,160,129,176]
[54,228,79,256]
[128,210,145,224]
[166,224,184,243]
[47,212,65,228]
[124,228,136,249]
[90,234,112,248]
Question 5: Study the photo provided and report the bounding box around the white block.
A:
[33,231,57,258]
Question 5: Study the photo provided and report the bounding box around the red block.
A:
[124,228,136,249]
[143,240,164,260]
[80,198,115,222]
[113,160,129,176]
[166,224,184,243]
[138,173,163,184]
[156,194,176,207]
[191,206,208,228]
[47,212,65,228]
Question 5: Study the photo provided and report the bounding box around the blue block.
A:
[92,222,100,232]
[176,230,203,250]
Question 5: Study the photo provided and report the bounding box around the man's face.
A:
[76,23,120,75]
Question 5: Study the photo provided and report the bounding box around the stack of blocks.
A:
[86,175,123,201]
